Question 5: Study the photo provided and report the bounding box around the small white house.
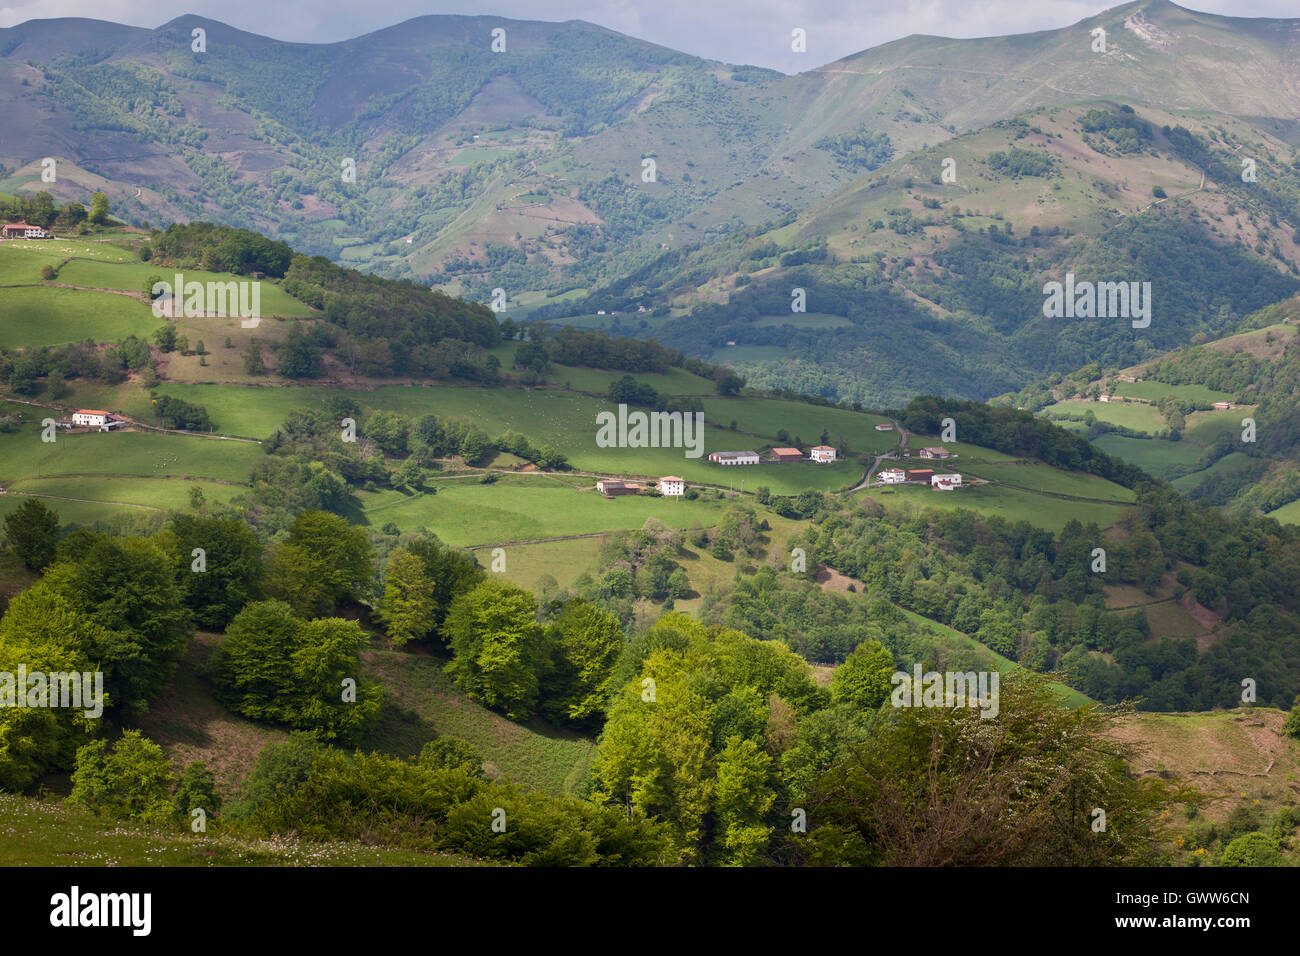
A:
[931,473,962,490]
[875,423,894,431]
[878,468,907,484]
[918,446,951,459]
[658,476,685,497]
[708,451,760,466]
[810,445,836,463]
[72,409,109,429]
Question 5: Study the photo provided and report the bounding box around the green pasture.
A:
[1090,434,1203,479]
[359,474,734,547]
[0,286,156,348]
[7,476,243,510]
[0,425,263,484]
[863,481,1131,532]
[1111,381,1236,406]
[702,396,895,453]
[958,460,1135,502]
[1042,399,1166,434]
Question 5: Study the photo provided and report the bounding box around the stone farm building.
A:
[2,222,51,239]
[657,476,685,496]
[771,447,803,463]
[708,451,760,466]
[918,446,951,459]
[596,480,642,498]
[810,445,836,463]
[931,473,962,491]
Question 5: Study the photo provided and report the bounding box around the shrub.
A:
[69,731,175,823]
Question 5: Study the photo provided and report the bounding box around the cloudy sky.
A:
[1,0,1295,71]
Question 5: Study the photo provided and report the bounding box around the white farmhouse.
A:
[878,468,907,484]
[658,476,685,496]
[810,445,836,463]
[71,409,109,429]
[931,473,962,491]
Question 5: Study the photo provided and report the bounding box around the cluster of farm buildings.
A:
[707,445,837,466]
[878,446,962,491]
[595,443,838,499]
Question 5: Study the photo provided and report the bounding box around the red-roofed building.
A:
[3,222,50,239]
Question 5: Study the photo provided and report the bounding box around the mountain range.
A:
[3,0,1300,405]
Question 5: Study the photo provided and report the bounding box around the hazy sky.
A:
[1,0,1295,71]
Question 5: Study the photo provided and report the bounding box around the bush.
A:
[173,762,222,820]
[210,600,382,743]
[1219,832,1285,867]
[1283,702,1300,740]
[69,731,176,823]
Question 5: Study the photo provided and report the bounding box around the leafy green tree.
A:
[42,535,190,716]
[544,599,624,724]
[402,534,485,635]
[88,191,111,225]
[0,583,104,790]
[266,510,372,614]
[1280,700,1300,741]
[69,731,175,823]
[798,674,1194,866]
[830,639,894,711]
[224,731,326,820]
[211,600,381,743]
[363,410,410,456]
[263,543,331,617]
[377,548,437,648]
[444,580,547,720]
[396,457,423,491]
[8,358,39,395]
[242,343,267,375]
[2,497,60,570]
[173,762,222,819]
[1220,832,1285,867]
[164,515,263,629]
[153,323,178,353]
[714,736,775,866]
